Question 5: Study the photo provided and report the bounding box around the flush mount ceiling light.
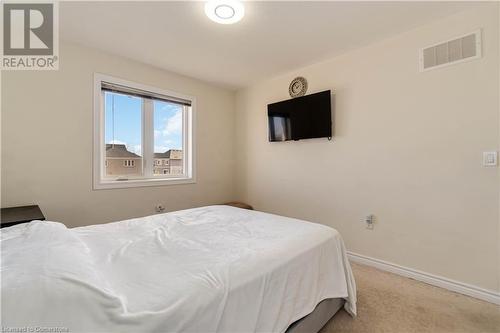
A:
[205,0,245,24]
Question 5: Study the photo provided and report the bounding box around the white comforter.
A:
[1,205,356,333]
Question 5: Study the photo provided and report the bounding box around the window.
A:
[93,74,195,189]
[123,160,135,167]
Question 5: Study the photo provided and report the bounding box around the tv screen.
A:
[267,90,332,142]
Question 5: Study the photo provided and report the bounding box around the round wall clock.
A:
[289,77,308,98]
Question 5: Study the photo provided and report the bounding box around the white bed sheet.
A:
[1,205,356,333]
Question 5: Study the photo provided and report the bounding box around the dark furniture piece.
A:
[224,202,253,210]
[1,205,45,228]
[286,298,344,333]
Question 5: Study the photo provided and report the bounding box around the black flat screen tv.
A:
[267,90,332,142]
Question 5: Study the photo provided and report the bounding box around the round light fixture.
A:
[205,0,244,24]
[215,5,235,19]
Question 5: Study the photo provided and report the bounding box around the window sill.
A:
[93,176,195,190]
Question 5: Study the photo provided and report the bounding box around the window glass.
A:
[104,92,142,177]
[153,100,184,176]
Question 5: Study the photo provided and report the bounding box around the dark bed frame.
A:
[285,298,344,333]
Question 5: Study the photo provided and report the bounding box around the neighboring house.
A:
[105,144,142,176]
[153,149,183,175]
[105,144,183,176]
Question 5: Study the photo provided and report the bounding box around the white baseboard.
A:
[347,251,500,306]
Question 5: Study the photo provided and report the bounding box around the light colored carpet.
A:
[320,263,500,333]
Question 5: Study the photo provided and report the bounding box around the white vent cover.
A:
[419,30,482,72]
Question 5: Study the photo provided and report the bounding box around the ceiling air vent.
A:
[419,30,482,72]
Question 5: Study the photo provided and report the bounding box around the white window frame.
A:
[93,73,196,190]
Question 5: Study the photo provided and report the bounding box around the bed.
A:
[1,205,356,332]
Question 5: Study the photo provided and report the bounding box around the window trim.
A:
[93,73,196,190]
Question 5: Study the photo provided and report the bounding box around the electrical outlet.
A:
[483,151,498,167]
[364,214,375,230]
[155,204,166,213]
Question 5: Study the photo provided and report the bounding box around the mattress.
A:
[1,205,356,332]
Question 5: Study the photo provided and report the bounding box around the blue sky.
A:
[105,92,183,156]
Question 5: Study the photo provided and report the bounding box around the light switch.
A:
[483,151,498,167]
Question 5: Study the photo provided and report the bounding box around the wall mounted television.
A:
[267,90,332,142]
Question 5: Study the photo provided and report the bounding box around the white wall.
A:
[235,6,499,292]
[2,3,498,296]
[1,42,236,227]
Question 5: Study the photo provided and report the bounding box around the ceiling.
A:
[60,1,478,90]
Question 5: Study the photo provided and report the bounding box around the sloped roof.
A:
[106,144,141,158]
[154,152,169,158]
[154,149,182,159]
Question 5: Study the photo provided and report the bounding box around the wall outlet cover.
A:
[483,151,497,167]
[155,204,166,213]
